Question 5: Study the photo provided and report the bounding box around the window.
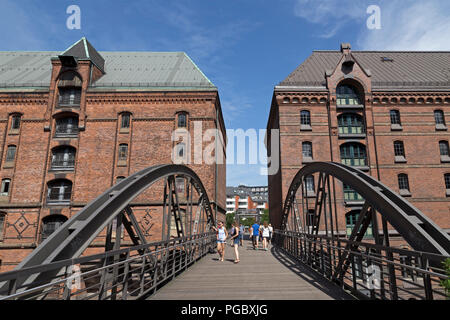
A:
[394,141,405,157]
[51,146,76,170]
[55,117,78,136]
[178,113,187,128]
[390,110,402,126]
[58,87,81,107]
[306,209,315,227]
[440,141,450,156]
[435,110,446,130]
[439,141,450,162]
[340,143,367,167]
[0,179,9,196]
[300,110,311,129]
[47,180,72,203]
[338,113,365,135]
[5,145,16,163]
[11,115,21,131]
[305,175,315,193]
[398,174,410,194]
[118,144,128,161]
[343,184,363,202]
[0,213,5,240]
[336,84,362,105]
[394,141,406,163]
[302,142,313,160]
[41,215,68,242]
[345,210,373,238]
[444,174,450,190]
[121,113,131,129]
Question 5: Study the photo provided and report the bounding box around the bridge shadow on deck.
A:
[270,246,354,300]
[148,240,354,300]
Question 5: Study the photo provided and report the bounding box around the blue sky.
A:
[1,0,449,186]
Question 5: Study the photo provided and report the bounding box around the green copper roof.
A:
[0,38,216,90]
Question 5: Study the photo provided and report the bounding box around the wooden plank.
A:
[148,240,354,300]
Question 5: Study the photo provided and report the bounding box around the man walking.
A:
[239,223,245,246]
[251,221,260,250]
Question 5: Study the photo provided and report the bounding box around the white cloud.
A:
[358,0,450,51]
[294,0,367,38]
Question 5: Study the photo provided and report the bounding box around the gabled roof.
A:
[62,37,105,72]
[278,50,450,90]
[0,38,216,90]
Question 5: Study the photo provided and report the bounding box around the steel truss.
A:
[276,162,450,300]
[0,165,216,299]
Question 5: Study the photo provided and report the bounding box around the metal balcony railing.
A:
[46,191,72,204]
[50,159,75,170]
[55,124,78,137]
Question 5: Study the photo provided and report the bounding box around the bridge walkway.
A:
[149,238,354,300]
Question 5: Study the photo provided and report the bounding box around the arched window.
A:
[0,179,10,196]
[345,210,373,238]
[338,113,365,134]
[5,145,16,163]
[336,84,362,105]
[340,143,367,167]
[55,116,78,137]
[51,146,76,170]
[302,142,313,160]
[439,141,450,156]
[10,114,21,131]
[41,215,68,242]
[177,113,187,128]
[47,179,72,204]
[120,113,131,130]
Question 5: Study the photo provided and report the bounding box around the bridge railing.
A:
[0,232,216,300]
[274,230,449,300]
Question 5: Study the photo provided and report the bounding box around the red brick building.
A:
[0,38,226,272]
[267,43,450,244]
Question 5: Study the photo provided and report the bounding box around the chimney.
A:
[340,43,351,55]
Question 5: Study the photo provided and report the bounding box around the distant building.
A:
[226,185,268,216]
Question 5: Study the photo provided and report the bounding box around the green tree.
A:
[261,209,269,224]
[441,258,450,299]
[240,217,255,227]
[226,212,235,229]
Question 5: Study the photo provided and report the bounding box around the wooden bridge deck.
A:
[149,239,354,300]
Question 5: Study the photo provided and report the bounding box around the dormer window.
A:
[177,113,187,128]
[336,84,362,106]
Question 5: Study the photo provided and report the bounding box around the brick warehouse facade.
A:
[267,43,450,246]
[0,38,226,272]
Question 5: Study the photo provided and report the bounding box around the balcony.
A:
[55,124,79,138]
[50,159,75,171]
[47,191,72,205]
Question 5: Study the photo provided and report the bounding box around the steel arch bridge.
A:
[0,163,449,300]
